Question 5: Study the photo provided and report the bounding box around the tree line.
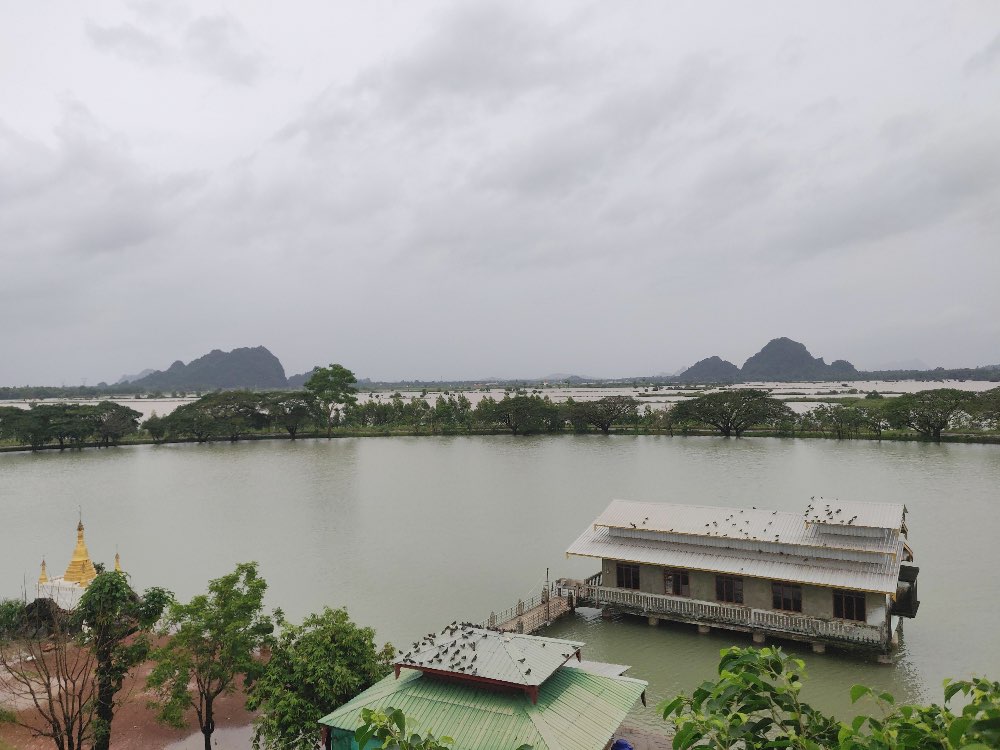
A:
[2,367,998,450]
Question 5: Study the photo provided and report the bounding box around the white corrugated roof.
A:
[593,499,901,555]
[397,624,583,687]
[567,524,903,594]
[804,498,906,530]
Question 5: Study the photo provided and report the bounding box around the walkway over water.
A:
[481,584,573,634]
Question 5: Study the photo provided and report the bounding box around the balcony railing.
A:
[575,582,886,647]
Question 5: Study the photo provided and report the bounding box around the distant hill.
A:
[740,338,859,381]
[286,368,317,388]
[677,356,741,383]
[115,368,155,384]
[126,346,288,390]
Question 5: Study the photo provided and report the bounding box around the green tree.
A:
[475,394,561,435]
[884,388,974,442]
[246,607,395,750]
[574,395,640,433]
[147,562,275,750]
[973,386,1000,431]
[74,572,172,750]
[92,402,142,446]
[161,400,216,442]
[660,646,1000,750]
[143,412,167,443]
[196,391,266,442]
[669,389,794,437]
[265,391,319,439]
[354,708,454,750]
[304,364,359,436]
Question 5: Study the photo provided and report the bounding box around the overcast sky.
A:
[2,1,999,384]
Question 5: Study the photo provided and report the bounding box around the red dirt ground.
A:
[0,657,256,750]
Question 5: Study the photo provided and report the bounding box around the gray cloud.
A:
[2,1,999,384]
[183,15,262,85]
[85,21,168,65]
[965,32,1000,74]
[86,5,263,85]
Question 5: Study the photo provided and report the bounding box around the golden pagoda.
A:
[38,558,49,585]
[62,520,98,586]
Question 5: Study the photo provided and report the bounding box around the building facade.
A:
[565,498,919,655]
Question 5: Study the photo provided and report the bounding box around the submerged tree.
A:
[147,562,275,750]
[304,364,359,436]
[246,607,395,750]
[669,389,794,437]
[884,388,975,442]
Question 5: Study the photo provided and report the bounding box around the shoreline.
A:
[2,428,999,455]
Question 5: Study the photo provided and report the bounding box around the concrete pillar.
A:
[648,616,659,627]
[697,624,711,635]
[877,653,893,665]
[752,631,765,644]
[811,642,826,654]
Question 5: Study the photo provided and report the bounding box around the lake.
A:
[2,435,998,728]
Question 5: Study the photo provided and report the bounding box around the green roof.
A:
[319,666,647,750]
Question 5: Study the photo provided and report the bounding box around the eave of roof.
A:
[319,667,648,750]
[567,525,902,594]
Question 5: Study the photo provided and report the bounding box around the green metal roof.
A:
[319,666,647,750]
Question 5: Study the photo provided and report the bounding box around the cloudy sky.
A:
[2,1,999,384]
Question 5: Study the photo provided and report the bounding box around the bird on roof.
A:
[525,668,532,675]
[630,522,637,528]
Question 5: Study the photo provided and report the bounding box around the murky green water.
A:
[2,436,998,728]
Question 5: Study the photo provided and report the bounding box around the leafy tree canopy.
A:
[147,562,275,750]
[670,389,794,437]
[247,607,395,750]
[661,646,1000,750]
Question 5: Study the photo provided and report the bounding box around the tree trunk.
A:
[93,654,115,750]
[202,696,215,750]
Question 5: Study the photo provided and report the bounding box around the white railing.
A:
[577,584,885,646]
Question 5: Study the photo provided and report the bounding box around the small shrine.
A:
[36,519,122,608]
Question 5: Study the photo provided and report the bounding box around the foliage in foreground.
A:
[660,647,1000,750]
[247,607,395,750]
[147,562,275,750]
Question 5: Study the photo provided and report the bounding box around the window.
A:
[664,569,690,597]
[833,590,866,621]
[771,582,803,612]
[616,563,640,590]
[715,575,743,604]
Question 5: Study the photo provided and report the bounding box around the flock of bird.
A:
[805,501,861,526]
[396,622,574,682]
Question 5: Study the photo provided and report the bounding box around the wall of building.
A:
[600,558,889,626]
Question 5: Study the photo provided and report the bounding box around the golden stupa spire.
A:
[63,519,98,586]
[114,551,122,573]
[38,558,49,585]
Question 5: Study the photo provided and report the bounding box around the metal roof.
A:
[568,524,904,594]
[397,625,584,688]
[803,498,906,530]
[319,666,647,750]
[593,499,903,555]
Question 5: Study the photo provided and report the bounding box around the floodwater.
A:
[1,436,998,730]
[1,378,995,419]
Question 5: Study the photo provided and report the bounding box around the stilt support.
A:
[648,616,659,627]
[811,642,826,654]
[697,624,711,635]
[752,631,765,644]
